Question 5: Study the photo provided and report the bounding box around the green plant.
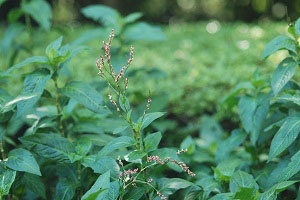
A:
[177,18,300,199]
[0,27,196,199]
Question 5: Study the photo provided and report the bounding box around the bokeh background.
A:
[1,0,300,24]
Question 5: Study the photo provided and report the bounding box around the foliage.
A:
[2,1,300,199]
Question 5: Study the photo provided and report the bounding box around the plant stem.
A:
[24,13,33,52]
[77,161,82,199]
[0,137,6,160]
[53,77,65,137]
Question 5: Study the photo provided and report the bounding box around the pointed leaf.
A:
[123,22,166,41]
[17,69,51,117]
[271,58,297,95]
[61,81,108,114]
[272,149,300,183]
[82,171,110,200]
[22,173,46,199]
[20,133,75,163]
[46,36,63,55]
[138,112,165,131]
[98,136,135,157]
[0,167,16,196]
[144,132,162,153]
[268,116,300,161]
[22,0,52,31]
[4,148,41,176]
[229,171,258,193]
[6,56,49,74]
[124,12,143,24]
[238,96,257,133]
[55,178,77,200]
[262,36,297,59]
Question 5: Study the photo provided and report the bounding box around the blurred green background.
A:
[1,0,300,24]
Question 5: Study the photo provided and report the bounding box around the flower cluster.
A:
[147,155,165,164]
[177,148,188,155]
[96,29,134,112]
[146,154,195,177]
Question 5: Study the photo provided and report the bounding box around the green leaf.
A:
[125,150,146,162]
[0,23,23,56]
[22,173,46,199]
[272,180,298,193]
[144,132,162,153]
[82,155,120,179]
[198,176,220,196]
[268,116,300,161]
[81,5,120,31]
[17,69,51,117]
[229,171,258,193]
[216,129,247,162]
[209,193,234,200]
[22,0,52,31]
[251,94,270,145]
[0,94,38,113]
[221,81,255,110]
[277,94,300,106]
[157,178,193,196]
[82,171,110,200]
[123,188,144,200]
[123,22,166,41]
[71,28,106,46]
[98,136,135,157]
[106,182,119,200]
[214,159,240,182]
[46,36,63,56]
[184,186,202,200]
[257,190,277,200]
[84,189,107,200]
[272,149,300,183]
[61,81,109,114]
[258,181,297,200]
[20,133,75,163]
[180,136,196,154]
[262,36,297,59]
[295,18,300,35]
[4,148,41,176]
[75,138,92,156]
[200,115,224,144]
[55,178,77,200]
[124,12,143,24]
[234,187,256,200]
[138,112,165,131]
[6,56,49,74]
[271,58,297,95]
[238,96,257,133]
[0,167,16,196]
[7,8,23,23]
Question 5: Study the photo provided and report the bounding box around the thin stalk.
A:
[24,13,33,52]
[53,77,65,137]
[77,161,83,199]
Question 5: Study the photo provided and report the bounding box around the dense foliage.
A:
[2,1,300,200]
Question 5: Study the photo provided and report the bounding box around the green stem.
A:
[77,161,82,199]
[53,77,65,137]
[24,13,33,52]
[0,137,6,160]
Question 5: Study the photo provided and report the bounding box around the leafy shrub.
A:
[177,18,300,199]
[0,26,196,199]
